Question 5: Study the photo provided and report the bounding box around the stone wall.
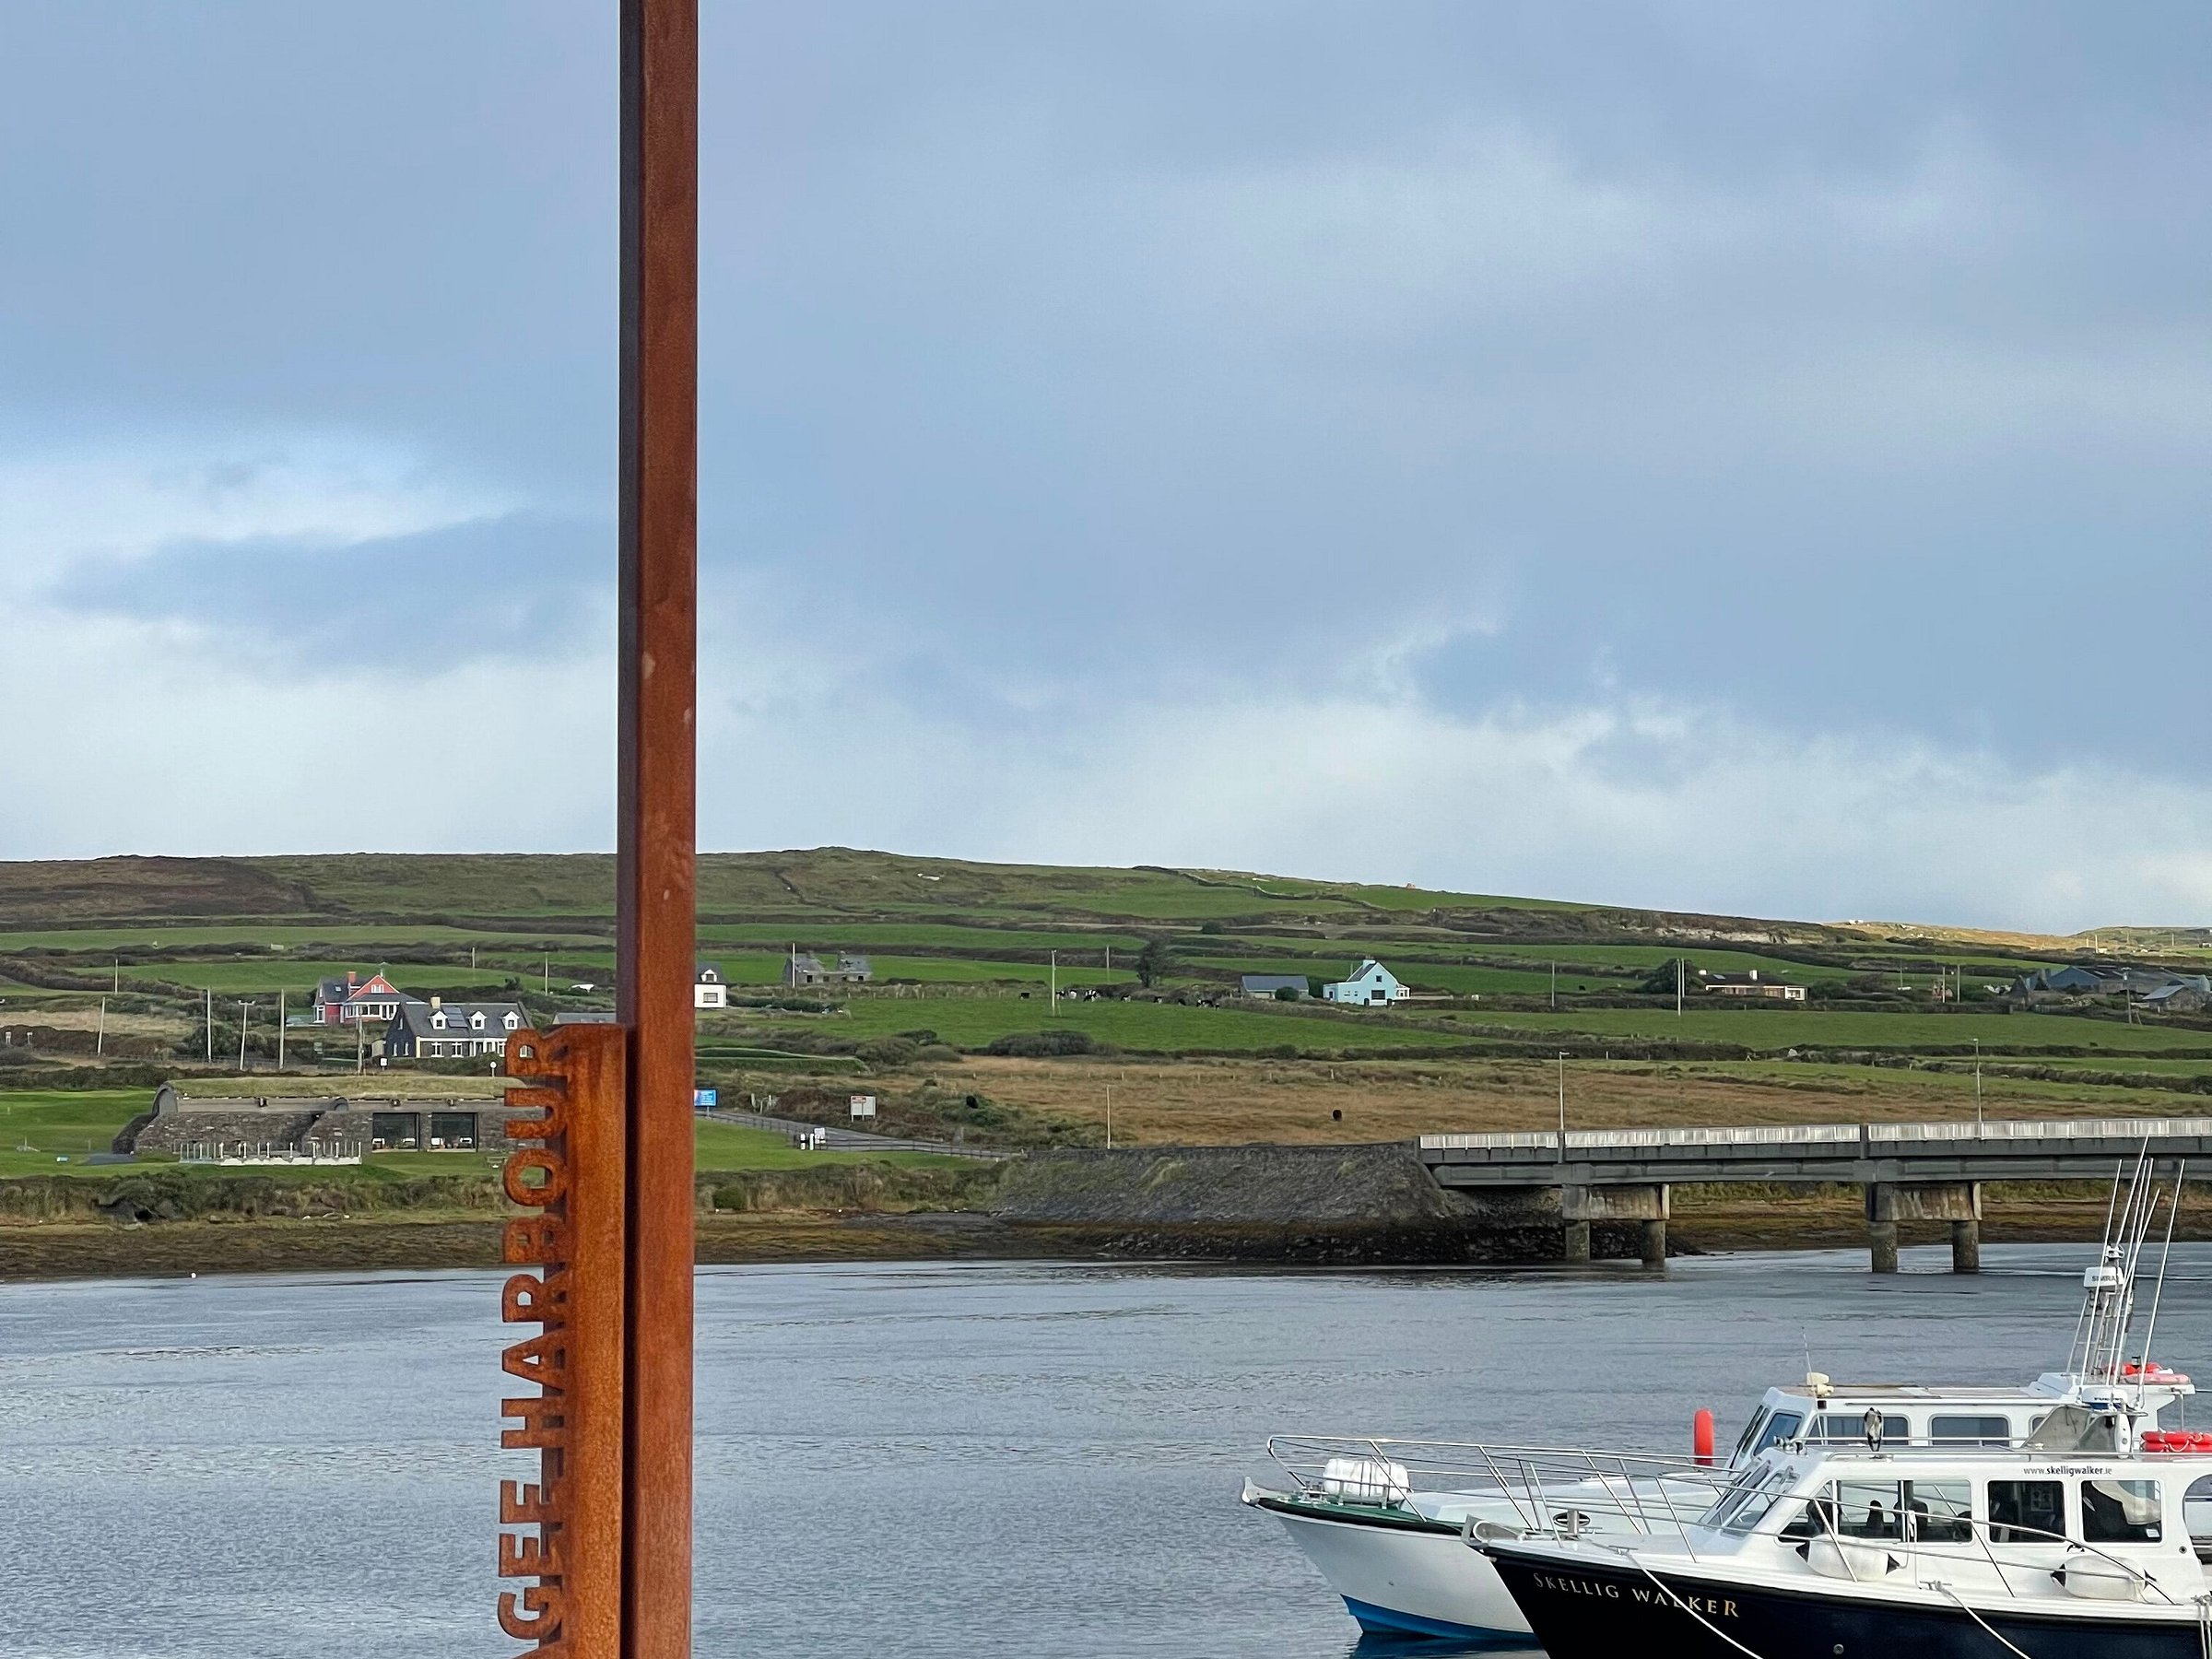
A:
[132,1108,330,1156]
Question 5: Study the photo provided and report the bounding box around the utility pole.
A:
[1106,1082,1113,1149]
[1050,949,1057,1012]
[277,989,287,1072]
[355,1009,365,1075]
[238,1000,254,1072]
[1557,1051,1569,1156]
[1676,957,1684,1018]
[1104,943,1112,976]
[112,959,120,994]
[204,987,213,1064]
[1973,1037,1983,1131]
[1550,959,1557,1011]
[543,954,551,994]
[96,997,106,1057]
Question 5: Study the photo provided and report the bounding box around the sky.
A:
[2,2,2208,930]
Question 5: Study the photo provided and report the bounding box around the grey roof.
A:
[789,953,828,974]
[389,999,527,1040]
[696,963,723,981]
[552,1011,619,1025]
[836,953,872,972]
[2141,977,2212,1003]
[316,977,349,1001]
[1241,974,1309,993]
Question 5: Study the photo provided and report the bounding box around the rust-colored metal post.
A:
[616,3,698,1657]
[498,1024,629,1659]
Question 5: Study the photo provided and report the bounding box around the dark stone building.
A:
[122,1083,535,1158]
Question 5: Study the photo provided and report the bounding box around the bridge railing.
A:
[1420,1124,1859,1153]
[1867,1115,2212,1143]
[1421,1115,2212,1156]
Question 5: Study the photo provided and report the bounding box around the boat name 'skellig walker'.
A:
[1242,1151,2202,1645]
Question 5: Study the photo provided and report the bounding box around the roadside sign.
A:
[692,1088,717,1112]
[849,1094,877,1120]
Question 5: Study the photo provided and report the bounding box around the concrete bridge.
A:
[1418,1115,2212,1273]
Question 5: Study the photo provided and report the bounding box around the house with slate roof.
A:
[782,950,873,988]
[1241,974,1310,999]
[384,996,527,1060]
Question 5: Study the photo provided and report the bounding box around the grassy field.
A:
[3,846,2205,1165]
[146,959,525,994]
[696,923,1147,952]
[1433,1006,2212,1053]
[1184,955,1617,995]
[0,1090,148,1176]
[0,924,606,952]
[735,995,1473,1054]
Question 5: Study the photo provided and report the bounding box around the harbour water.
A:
[7,1244,2211,1658]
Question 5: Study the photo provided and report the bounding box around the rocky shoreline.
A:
[4,1202,2194,1281]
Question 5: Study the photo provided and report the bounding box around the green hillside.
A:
[5,846,2210,1163]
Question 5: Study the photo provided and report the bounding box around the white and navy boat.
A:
[1243,1155,2196,1644]
[1243,1375,2189,1643]
[1478,1402,2212,1658]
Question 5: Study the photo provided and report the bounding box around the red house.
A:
[313,971,405,1027]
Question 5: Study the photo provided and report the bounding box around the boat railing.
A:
[1265,1434,1713,1538]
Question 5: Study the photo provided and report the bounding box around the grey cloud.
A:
[51,512,609,671]
[7,1,2212,896]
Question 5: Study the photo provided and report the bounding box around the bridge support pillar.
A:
[1560,1183,1668,1266]
[1867,1218,1899,1275]
[1865,1182,1982,1275]
[1951,1218,1981,1276]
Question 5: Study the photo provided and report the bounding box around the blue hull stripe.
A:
[1342,1595,1523,1644]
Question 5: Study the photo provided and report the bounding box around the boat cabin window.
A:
[1830,1479,1971,1543]
[1929,1414,2013,1446]
[1730,1407,1811,1465]
[1987,1480,2065,1545]
[1707,1463,1798,1535]
[1807,1412,1907,1445]
[1747,1411,1805,1457]
[2080,1479,2161,1545]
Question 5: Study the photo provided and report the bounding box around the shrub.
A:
[857,1037,920,1065]
[984,1030,1115,1058]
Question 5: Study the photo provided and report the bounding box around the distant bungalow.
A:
[1318,959,1407,1006]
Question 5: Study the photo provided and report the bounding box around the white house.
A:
[694,963,727,1010]
[1320,959,1407,1006]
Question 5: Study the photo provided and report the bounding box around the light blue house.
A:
[1320,959,1406,1006]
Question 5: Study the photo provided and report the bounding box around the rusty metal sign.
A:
[498,1024,628,1658]
[499,2,696,1653]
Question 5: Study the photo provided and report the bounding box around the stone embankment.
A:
[985,1143,1633,1265]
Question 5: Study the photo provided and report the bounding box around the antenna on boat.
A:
[2069,1141,2163,1389]
[2132,1160,2184,1407]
